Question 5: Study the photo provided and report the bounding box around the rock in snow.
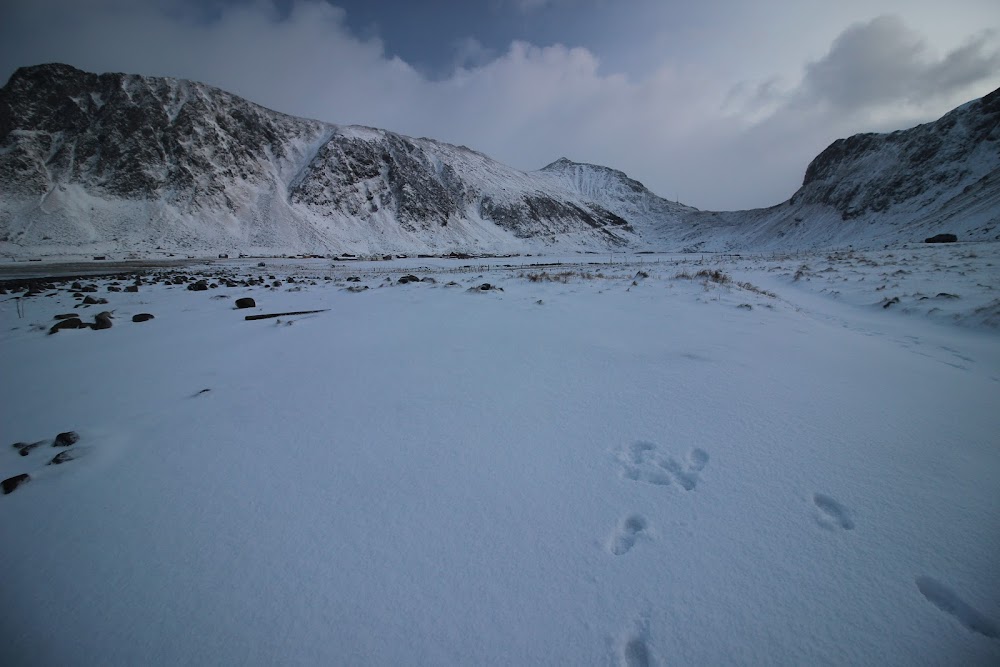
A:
[2,473,30,495]
[53,431,79,447]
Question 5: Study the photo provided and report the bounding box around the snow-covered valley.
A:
[2,244,998,665]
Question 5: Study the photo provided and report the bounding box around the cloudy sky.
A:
[1,0,997,210]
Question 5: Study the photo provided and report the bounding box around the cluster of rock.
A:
[3,431,82,495]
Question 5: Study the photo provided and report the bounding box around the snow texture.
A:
[2,246,998,665]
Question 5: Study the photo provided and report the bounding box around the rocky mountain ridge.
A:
[1,63,997,257]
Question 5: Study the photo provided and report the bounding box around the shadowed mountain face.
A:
[0,63,997,256]
[797,88,1000,220]
[0,63,327,203]
[0,64,685,254]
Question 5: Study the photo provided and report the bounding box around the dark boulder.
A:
[132,313,155,322]
[235,297,256,309]
[49,318,87,334]
[2,474,30,495]
[187,280,209,291]
[82,295,108,305]
[925,233,957,243]
[93,312,113,330]
[125,285,139,292]
[54,431,79,447]
[398,275,420,284]
[15,440,47,456]
[49,451,79,465]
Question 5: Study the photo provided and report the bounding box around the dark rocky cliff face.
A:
[1,63,996,254]
[797,87,1000,219]
[290,130,464,231]
[0,64,650,250]
[0,63,327,205]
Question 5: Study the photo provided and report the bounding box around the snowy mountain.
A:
[0,64,688,257]
[668,86,1000,251]
[0,63,997,257]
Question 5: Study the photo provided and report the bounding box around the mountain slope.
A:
[1,64,997,257]
[658,87,1000,251]
[0,64,688,256]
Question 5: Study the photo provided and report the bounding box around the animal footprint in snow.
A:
[813,493,854,530]
[619,442,672,486]
[659,448,709,491]
[617,620,657,667]
[915,576,999,638]
[609,514,648,556]
[622,636,654,667]
[618,442,709,491]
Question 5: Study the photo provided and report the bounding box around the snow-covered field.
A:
[2,245,998,666]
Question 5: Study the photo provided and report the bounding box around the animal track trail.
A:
[622,636,654,667]
[619,442,673,486]
[610,514,648,556]
[617,442,709,491]
[916,576,999,638]
[813,493,854,530]
[617,620,657,667]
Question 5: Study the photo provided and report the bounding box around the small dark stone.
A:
[925,233,957,244]
[132,313,155,322]
[53,313,80,320]
[49,318,87,334]
[398,275,420,284]
[125,285,139,292]
[54,431,79,447]
[882,296,900,309]
[479,283,492,291]
[187,280,209,291]
[346,276,361,282]
[235,297,256,309]
[82,295,100,304]
[15,440,47,456]
[2,473,30,495]
[93,312,113,330]
[49,451,78,465]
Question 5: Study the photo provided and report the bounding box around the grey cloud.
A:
[800,15,1000,111]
